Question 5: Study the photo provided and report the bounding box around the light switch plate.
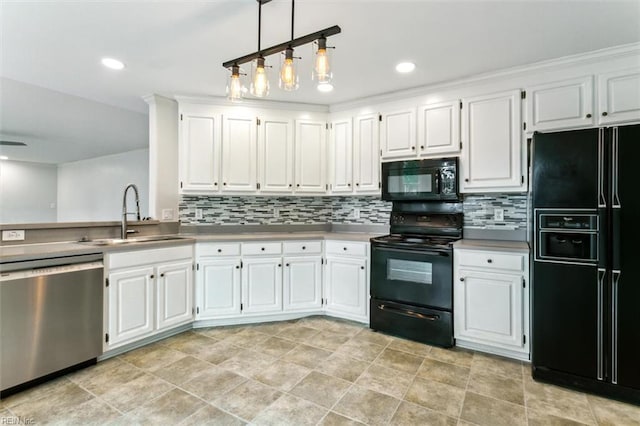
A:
[2,230,25,241]
[195,208,203,220]
[162,209,174,220]
[494,208,505,222]
[353,208,360,219]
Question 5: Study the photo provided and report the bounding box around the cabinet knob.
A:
[586,113,592,119]
[296,184,300,187]
[214,182,218,186]
[460,277,465,282]
[150,274,155,279]
[411,146,415,150]
[602,112,608,117]
[360,266,365,270]
[420,145,424,149]
[261,247,265,251]
[286,263,290,267]
[160,273,165,277]
[278,264,282,267]
[235,265,239,269]
[348,183,351,187]
[464,178,469,182]
[302,246,306,250]
[487,259,493,263]
[217,249,222,253]
[343,247,347,251]
[223,182,227,186]
[289,184,292,187]
[356,183,360,186]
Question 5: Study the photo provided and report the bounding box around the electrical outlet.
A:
[494,208,505,222]
[195,208,203,220]
[2,230,25,241]
[162,209,174,220]
[273,208,279,218]
[353,208,360,219]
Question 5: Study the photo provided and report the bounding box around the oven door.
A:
[371,244,453,310]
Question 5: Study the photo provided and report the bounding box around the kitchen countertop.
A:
[0,231,386,264]
[453,239,530,252]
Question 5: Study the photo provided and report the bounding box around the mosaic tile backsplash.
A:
[179,196,392,225]
[179,193,527,228]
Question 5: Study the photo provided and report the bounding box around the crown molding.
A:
[173,95,329,113]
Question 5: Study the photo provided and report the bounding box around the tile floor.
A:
[1,316,639,425]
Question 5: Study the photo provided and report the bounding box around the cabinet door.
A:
[324,257,367,319]
[241,257,283,314]
[197,258,241,318]
[526,76,594,132]
[455,269,523,349]
[179,109,221,193]
[417,100,461,156]
[107,266,155,347]
[283,256,322,311]
[222,115,257,192]
[354,113,380,193]
[258,116,294,193]
[156,260,193,331]
[295,120,327,193]
[380,108,416,159]
[598,68,640,125]
[329,118,353,193]
[461,90,523,192]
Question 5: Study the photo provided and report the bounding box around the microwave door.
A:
[384,168,440,200]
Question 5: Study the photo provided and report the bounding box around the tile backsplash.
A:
[179,196,391,225]
[179,193,527,229]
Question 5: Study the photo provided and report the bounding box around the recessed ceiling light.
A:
[395,62,416,73]
[0,156,9,160]
[317,82,334,93]
[101,57,125,70]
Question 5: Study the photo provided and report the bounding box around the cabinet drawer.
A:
[198,243,241,257]
[283,241,322,255]
[325,241,367,257]
[242,242,282,255]
[457,250,524,272]
[108,245,193,269]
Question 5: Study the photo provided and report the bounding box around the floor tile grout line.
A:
[71,380,127,417]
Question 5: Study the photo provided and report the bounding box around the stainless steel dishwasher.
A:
[1,253,104,396]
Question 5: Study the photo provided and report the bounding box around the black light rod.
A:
[222,25,341,69]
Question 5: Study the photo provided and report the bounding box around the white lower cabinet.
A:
[105,245,194,350]
[241,257,283,314]
[454,246,530,360]
[323,240,369,323]
[283,256,322,311]
[197,258,242,318]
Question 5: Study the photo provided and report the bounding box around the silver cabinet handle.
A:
[612,270,620,384]
[597,268,605,381]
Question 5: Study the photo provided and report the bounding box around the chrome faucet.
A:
[121,184,141,239]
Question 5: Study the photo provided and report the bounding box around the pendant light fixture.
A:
[226,64,246,102]
[222,0,341,98]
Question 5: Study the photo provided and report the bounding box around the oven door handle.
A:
[377,303,440,321]
[374,247,450,257]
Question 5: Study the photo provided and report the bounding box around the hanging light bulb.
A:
[313,36,332,83]
[226,65,246,102]
[279,47,299,91]
[250,56,270,98]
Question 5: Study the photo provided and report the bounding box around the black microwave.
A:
[381,158,459,201]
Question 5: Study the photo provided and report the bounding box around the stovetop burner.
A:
[371,233,458,250]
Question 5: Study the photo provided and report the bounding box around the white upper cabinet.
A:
[353,113,380,193]
[380,107,417,160]
[526,76,594,132]
[598,68,640,125]
[329,118,353,193]
[461,89,524,192]
[179,106,221,193]
[258,116,294,193]
[295,119,327,193]
[417,100,461,157]
[222,114,257,192]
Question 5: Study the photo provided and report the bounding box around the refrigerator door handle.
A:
[611,269,620,384]
[597,268,606,381]
[612,127,621,208]
[598,128,606,208]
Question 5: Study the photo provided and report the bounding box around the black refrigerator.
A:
[531,124,640,404]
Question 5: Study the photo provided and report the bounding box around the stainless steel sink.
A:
[79,235,187,246]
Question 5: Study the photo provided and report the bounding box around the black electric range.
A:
[370,202,463,347]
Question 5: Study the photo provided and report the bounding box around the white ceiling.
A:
[2,0,640,163]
